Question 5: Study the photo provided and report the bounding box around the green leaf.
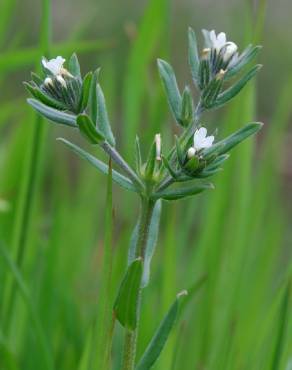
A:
[135,290,187,370]
[142,200,161,287]
[181,86,194,126]
[157,59,182,124]
[68,53,81,79]
[175,135,184,166]
[161,155,178,179]
[27,98,77,127]
[225,45,262,79]
[202,122,263,159]
[31,72,43,86]
[79,71,93,112]
[152,182,214,201]
[188,27,200,84]
[215,65,262,108]
[88,69,100,124]
[145,138,157,179]
[58,138,138,193]
[96,83,116,146]
[77,114,104,144]
[24,82,67,110]
[114,258,143,330]
[135,136,142,174]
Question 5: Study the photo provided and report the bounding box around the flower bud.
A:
[44,77,54,87]
[56,75,67,88]
[223,42,238,61]
[216,69,226,80]
[155,133,161,161]
[187,147,196,159]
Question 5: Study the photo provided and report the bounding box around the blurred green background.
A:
[0,0,292,369]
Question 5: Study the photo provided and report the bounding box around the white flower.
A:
[188,127,214,158]
[42,56,66,76]
[209,30,227,52]
[204,30,238,61]
[224,42,238,61]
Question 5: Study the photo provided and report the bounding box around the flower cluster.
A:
[25,29,262,202]
[25,54,85,115]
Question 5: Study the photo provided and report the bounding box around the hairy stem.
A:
[121,197,156,370]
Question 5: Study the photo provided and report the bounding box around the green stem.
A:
[121,197,156,370]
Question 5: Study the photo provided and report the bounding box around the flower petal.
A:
[203,135,214,148]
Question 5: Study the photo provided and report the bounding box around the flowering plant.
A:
[25,28,262,370]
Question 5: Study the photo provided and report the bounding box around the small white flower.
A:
[204,30,238,61]
[42,56,66,76]
[224,42,238,61]
[209,30,227,52]
[188,127,214,157]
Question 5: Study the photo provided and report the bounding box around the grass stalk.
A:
[2,0,51,333]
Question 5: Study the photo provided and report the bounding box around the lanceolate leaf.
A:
[135,291,188,370]
[142,200,161,287]
[188,27,200,84]
[77,114,104,144]
[68,53,81,80]
[88,69,100,124]
[157,59,182,124]
[225,45,262,79]
[152,182,214,201]
[114,258,143,330]
[24,82,68,110]
[96,83,115,146]
[79,71,93,112]
[202,122,263,159]
[58,138,138,193]
[27,98,77,127]
[215,64,262,108]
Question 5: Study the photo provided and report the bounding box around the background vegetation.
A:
[0,0,292,369]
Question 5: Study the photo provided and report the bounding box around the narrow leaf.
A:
[188,27,200,84]
[225,45,262,79]
[24,82,67,110]
[27,98,77,127]
[88,69,99,124]
[77,114,104,144]
[58,138,138,192]
[181,86,193,126]
[157,59,182,124]
[135,290,187,370]
[96,83,115,146]
[68,53,81,79]
[79,71,93,112]
[215,65,262,107]
[152,182,214,201]
[114,258,143,330]
[202,122,263,159]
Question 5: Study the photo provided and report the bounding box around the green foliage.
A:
[2,1,292,370]
[136,291,187,370]
[114,258,143,330]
